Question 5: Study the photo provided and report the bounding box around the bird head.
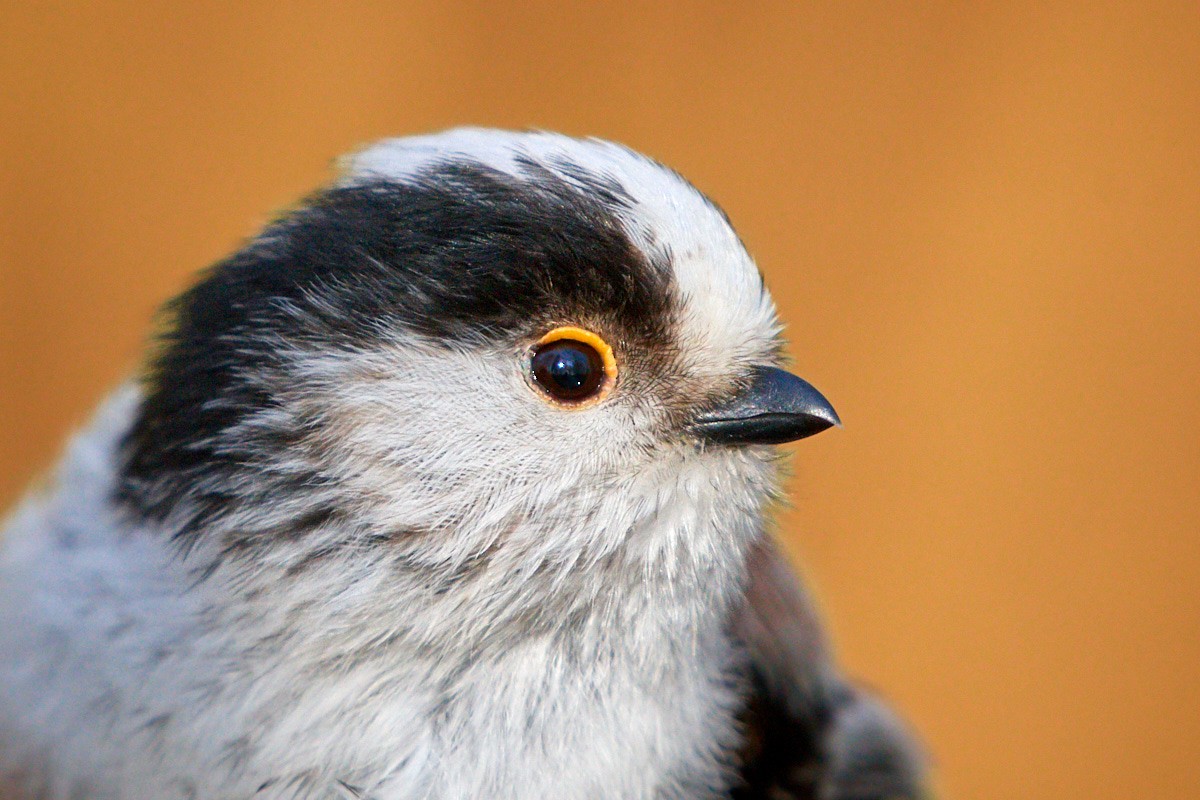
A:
[117,129,838,636]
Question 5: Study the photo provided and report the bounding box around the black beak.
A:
[689,366,841,446]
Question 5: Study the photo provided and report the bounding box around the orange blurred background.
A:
[2,3,1198,798]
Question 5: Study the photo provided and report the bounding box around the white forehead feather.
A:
[344,128,781,374]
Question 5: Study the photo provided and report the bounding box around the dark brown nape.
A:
[733,538,929,800]
[736,686,824,799]
[733,537,831,799]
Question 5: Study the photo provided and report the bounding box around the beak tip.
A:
[794,411,839,441]
[689,366,842,446]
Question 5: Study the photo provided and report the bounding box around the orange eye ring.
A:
[528,326,618,406]
[536,327,618,379]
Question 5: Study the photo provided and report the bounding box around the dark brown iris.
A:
[530,339,606,402]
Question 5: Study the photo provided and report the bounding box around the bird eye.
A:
[529,327,617,406]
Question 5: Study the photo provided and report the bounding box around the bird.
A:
[0,129,927,800]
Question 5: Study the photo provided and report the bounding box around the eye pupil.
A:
[546,349,589,390]
[531,340,606,402]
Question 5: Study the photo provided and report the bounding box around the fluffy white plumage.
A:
[0,130,783,799]
[0,130,925,800]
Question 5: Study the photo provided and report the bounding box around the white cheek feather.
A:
[2,380,776,800]
[1,130,793,800]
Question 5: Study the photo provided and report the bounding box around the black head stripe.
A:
[118,160,677,540]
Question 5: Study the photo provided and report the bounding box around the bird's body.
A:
[0,386,747,799]
[0,130,925,799]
